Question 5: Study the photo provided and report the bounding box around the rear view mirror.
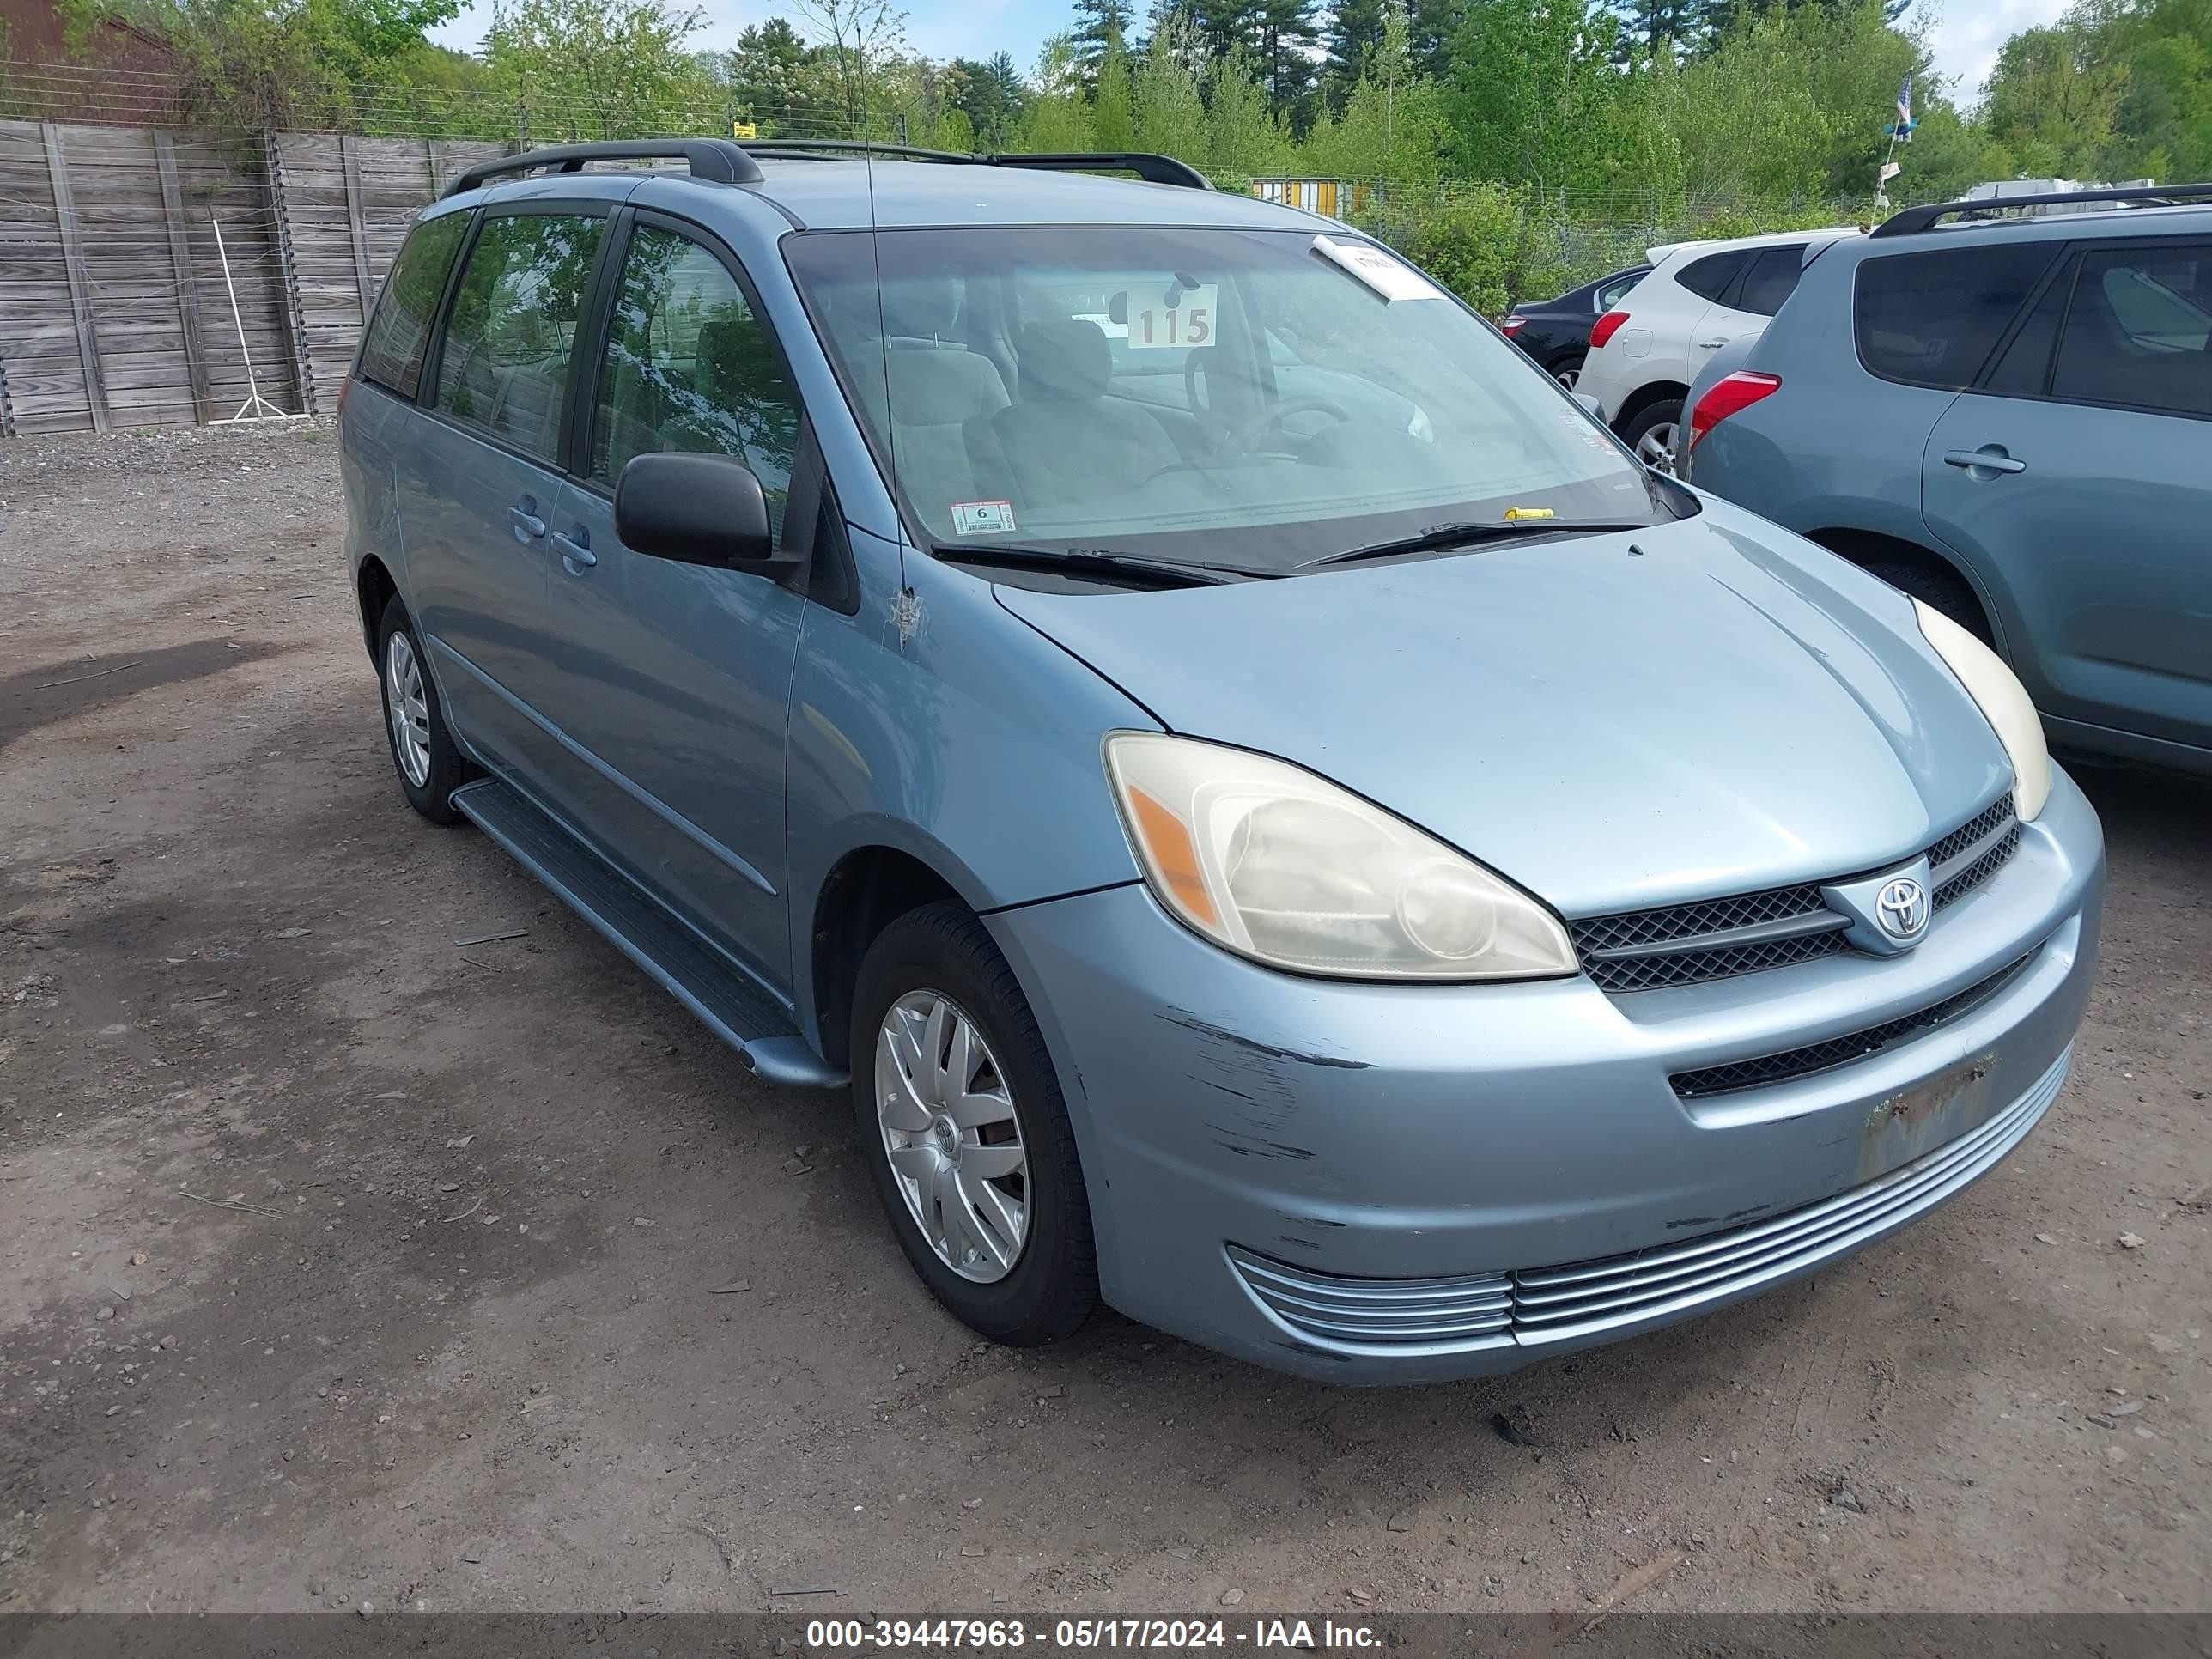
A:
[614,452,790,574]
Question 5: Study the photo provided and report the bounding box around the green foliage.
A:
[1980,0,2210,181]
[484,0,715,143]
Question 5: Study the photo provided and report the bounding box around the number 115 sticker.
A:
[1127,284,1218,349]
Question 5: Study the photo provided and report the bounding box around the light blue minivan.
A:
[341,140,2102,1382]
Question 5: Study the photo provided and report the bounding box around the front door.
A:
[1923,239,2212,749]
[536,213,810,993]
[398,206,610,777]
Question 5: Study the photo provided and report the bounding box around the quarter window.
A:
[1733,246,1806,317]
[2050,244,2212,417]
[357,211,468,400]
[591,224,801,537]
[1855,245,2057,389]
[1676,252,1747,304]
[434,212,606,464]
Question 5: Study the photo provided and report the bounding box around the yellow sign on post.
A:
[731,120,757,139]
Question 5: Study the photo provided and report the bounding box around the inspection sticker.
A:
[1311,234,1445,302]
[950,500,1018,536]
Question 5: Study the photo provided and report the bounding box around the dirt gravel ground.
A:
[1,421,2207,1620]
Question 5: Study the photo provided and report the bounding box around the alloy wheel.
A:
[1636,422,1678,472]
[875,989,1030,1283]
[385,632,433,789]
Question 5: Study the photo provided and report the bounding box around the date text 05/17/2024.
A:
[805,1618,1385,1650]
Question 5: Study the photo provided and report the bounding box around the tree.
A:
[724,17,814,131]
[1979,15,2129,177]
[1071,0,1135,73]
[948,51,1026,146]
[485,0,714,141]
[1323,0,1388,109]
[789,0,907,133]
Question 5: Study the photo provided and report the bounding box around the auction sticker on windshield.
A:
[1127,284,1218,349]
[951,500,1018,536]
[1312,234,1445,303]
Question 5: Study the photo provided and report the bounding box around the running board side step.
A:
[451,777,844,1089]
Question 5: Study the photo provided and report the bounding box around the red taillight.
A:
[1588,309,1629,350]
[1688,371,1782,451]
[1501,315,1528,337]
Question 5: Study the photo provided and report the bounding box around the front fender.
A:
[784,529,1155,1044]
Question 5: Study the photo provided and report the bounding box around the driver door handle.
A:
[552,529,597,571]
[508,503,547,539]
[1696,337,1729,349]
[1943,448,2027,475]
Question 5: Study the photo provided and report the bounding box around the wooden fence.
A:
[0,121,510,435]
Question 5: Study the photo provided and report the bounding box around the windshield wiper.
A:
[1300,519,1656,570]
[929,542,1279,588]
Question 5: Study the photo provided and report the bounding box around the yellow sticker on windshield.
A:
[1504,507,1556,520]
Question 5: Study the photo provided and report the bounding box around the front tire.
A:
[850,902,1097,1346]
[376,595,468,824]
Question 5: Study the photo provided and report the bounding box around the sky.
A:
[430,0,2072,110]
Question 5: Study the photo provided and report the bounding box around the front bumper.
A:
[988,769,2104,1383]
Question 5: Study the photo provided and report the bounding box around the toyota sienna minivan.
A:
[339,139,2102,1382]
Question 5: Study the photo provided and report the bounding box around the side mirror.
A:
[613,451,792,574]
[1571,391,1604,421]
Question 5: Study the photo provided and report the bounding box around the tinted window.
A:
[1855,245,2056,389]
[1982,258,2075,397]
[1677,252,1747,304]
[357,212,467,399]
[591,225,801,536]
[1734,246,1806,317]
[434,212,606,464]
[2051,243,2212,417]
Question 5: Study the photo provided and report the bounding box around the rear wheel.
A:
[851,901,1097,1346]
[377,596,469,824]
[1620,397,1683,472]
[1551,354,1586,392]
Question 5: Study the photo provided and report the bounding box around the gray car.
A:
[341,140,2102,1382]
[1681,183,2212,776]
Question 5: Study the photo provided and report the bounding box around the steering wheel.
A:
[1225,395,1353,455]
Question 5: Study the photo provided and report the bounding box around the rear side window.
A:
[2050,243,2212,417]
[434,211,608,464]
[1677,252,1747,304]
[356,213,468,400]
[1855,245,2057,389]
[1595,270,1643,310]
[1734,246,1806,317]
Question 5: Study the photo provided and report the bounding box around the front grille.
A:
[1571,796,2021,994]
[1227,1044,2069,1354]
[1668,950,2037,1097]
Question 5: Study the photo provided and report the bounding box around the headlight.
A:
[1103,733,1576,981]
[1912,599,2050,821]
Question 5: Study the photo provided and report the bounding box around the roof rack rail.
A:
[988,151,1213,190]
[738,137,1212,191]
[1871,179,2212,238]
[443,139,763,198]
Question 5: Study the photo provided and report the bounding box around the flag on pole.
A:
[1896,73,1912,125]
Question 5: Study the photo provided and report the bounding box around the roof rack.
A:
[443,139,763,198]
[1871,179,2212,238]
[740,137,1213,191]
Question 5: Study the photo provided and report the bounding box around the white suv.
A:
[1577,227,1865,467]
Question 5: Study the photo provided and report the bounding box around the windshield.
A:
[786,226,1671,572]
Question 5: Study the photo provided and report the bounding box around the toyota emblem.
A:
[1875,877,1930,942]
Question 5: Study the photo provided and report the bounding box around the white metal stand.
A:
[210,213,308,423]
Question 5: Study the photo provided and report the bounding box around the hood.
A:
[994,504,2014,916]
